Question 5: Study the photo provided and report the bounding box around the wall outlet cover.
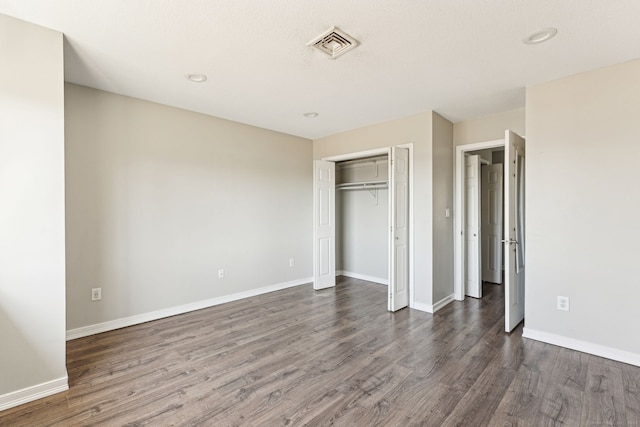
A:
[557,296,570,311]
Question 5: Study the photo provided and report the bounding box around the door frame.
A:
[454,139,504,301]
[321,143,414,309]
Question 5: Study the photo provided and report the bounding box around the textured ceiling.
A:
[2,1,640,139]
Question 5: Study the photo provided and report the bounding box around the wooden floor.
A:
[2,278,639,426]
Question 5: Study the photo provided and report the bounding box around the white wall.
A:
[453,108,525,146]
[0,14,67,401]
[524,59,640,362]
[65,84,313,331]
[339,189,389,282]
[314,112,454,309]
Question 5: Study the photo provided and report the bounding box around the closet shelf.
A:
[336,180,388,191]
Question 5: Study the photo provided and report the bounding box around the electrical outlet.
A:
[289,258,295,268]
[91,288,102,301]
[218,269,224,279]
[557,296,569,311]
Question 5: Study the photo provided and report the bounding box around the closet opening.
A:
[313,145,413,312]
[336,155,389,286]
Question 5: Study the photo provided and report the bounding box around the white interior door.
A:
[313,160,336,290]
[389,147,409,311]
[482,163,504,284]
[464,155,482,298]
[504,130,525,332]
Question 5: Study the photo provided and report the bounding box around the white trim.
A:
[323,147,389,162]
[66,277,312,340]
[523,328,640,367]
[454,139,505,301]
[410,293,455,314]
[410,301,433,313]
[431,293,456,312]
[0,376,68,412]
[338,270,388,285]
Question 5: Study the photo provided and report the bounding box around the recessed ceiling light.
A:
[186,73,207,82]
[303,112,319,118]
[523,28,558,45]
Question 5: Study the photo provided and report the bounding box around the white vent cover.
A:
[307,26,359,59]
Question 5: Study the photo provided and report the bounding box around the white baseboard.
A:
[523,328,640,367]
[432,294,456,312]
[0,376,68,412]
[338,270,388,285]
[410,294,455,314]
[410,301,433,313]
[66,277,312,341]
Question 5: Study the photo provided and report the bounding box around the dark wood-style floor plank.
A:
[489,339,562,425]
[623,362,640,426]
[580,357,628,426]
[1,278,639,426]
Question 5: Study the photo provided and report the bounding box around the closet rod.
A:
[336,180,388,191]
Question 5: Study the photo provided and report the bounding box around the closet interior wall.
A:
[336,155,389,285]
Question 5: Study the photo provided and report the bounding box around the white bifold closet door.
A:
[465,154,482,298]
[313,160,336,290]
[388,147,409,311]
[482,163,504,284]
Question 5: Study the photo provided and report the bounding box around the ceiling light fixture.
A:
[523,28,558,45]
[303,112,319,118]
[186,73,207,82]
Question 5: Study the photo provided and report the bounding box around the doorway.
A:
[463,147,505,299]
[454,131,526,332]
[312,145,414,312]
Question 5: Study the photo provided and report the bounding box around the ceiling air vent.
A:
[307,26,359,59]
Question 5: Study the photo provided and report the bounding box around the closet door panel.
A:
[313,160,336,290]
[389,147,409,311]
